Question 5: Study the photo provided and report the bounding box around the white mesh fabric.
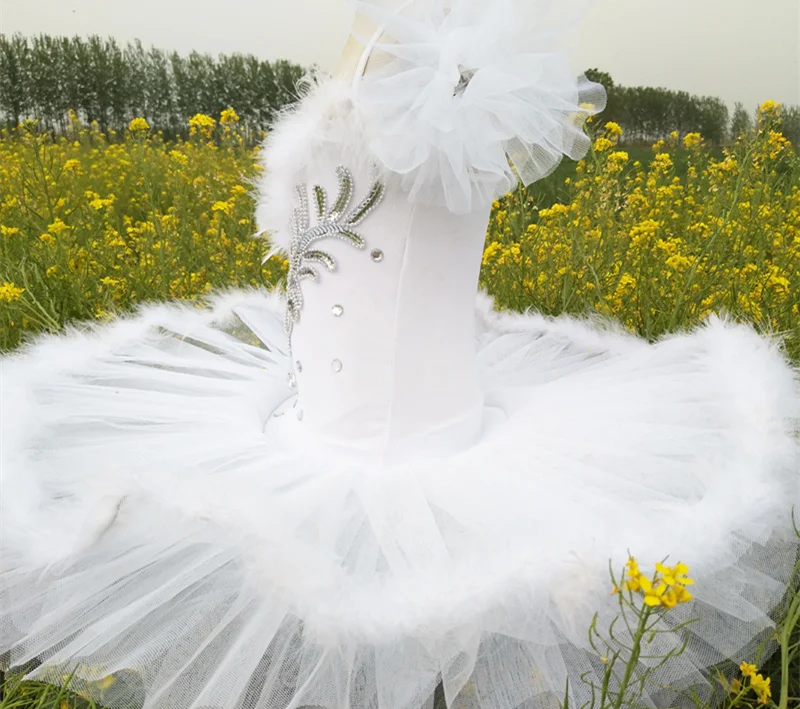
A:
[347,0,606,213]
[2,290,799,709]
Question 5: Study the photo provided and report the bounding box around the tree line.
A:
[586,69,800,148]
[0,34,797,148]
[0,34,304,139]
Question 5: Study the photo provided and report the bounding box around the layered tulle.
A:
[2,290,799,709]
[255,0,606,250]
[348,0,607,212]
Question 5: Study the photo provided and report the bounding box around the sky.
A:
[1,0,798,111]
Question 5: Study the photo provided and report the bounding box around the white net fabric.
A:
[345,0,607,213]
[2,291,799,709]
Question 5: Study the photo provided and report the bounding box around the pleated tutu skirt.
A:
[2,289,799,709]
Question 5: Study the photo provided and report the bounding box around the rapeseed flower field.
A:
[1,103,798,358]
[482,103,799,359]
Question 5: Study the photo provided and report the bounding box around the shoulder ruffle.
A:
[349,0,606,213]
[255,0,605,248]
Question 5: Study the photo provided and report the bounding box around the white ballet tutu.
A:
[2,290,798,709]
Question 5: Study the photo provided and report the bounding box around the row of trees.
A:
[1,34,797,147]
[584,70,800,147]
[0,34,304,137]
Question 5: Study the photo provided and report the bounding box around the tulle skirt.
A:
[1,289,799,709]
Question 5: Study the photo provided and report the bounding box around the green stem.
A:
[778,590,800,709]
[611,606,651,709]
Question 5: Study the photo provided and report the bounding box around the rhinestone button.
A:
[370,249,384,263]
[331,304,344,317]
[332,359,343,373]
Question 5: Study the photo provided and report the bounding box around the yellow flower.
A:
[594,137,614,152]
[189,113,216,129]
[0,281,25,301]
[169,150,189,165]
[482,241,502,266]
[660,585,693,608]
[665,254,692,271]
[1,225,20,237]
[220,107,240,125]
[623,557,642,592]
[604,121,623,137]
[48,218,69,235]
[619,558,695,609]
[639,575,668,607]
[653,153,674,171]
[759,100,780,116]
[751,674,771,704]
[683,133,702,149]
[656,562,694,587]
[608,151,629,165]
[128,117,150,132]
[740,662,757,678]
[212,201,234,216]
[63,158,81,171]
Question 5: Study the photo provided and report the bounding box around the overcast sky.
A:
[1,0,798,111]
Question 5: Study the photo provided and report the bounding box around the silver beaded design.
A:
[285,166,385,336]
[454,67,475,97]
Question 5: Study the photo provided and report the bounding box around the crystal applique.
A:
[285,166,385,336]
[454,67,475,96]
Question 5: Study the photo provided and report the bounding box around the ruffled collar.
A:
[255,0,605,249]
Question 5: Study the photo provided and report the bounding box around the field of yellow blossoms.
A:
[0,102,798,359]
[484,102,800,359]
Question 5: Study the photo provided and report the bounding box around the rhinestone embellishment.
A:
[454,66,475,97]
[332,359,343,373]
[288,373,297,388]
[285,166,385,336]
[296,361,303,373]
[371,249,384,263]
[331,304,344,317]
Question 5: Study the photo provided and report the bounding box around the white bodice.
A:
[271,146,491,462]
[257,2,605,460]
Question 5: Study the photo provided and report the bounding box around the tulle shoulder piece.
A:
[349,0,606,212]
[255,0,605,248]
